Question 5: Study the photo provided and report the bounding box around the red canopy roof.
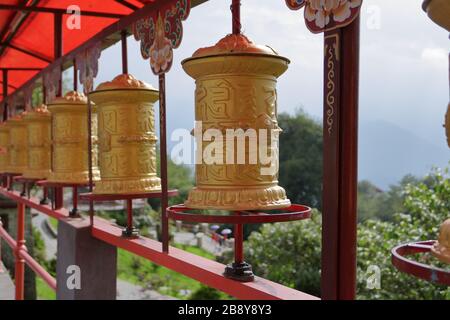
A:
[0,0,147,98]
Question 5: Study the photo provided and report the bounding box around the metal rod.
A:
[231,0,241,35]
[70,186,78,217]
[54,13,63,97]
[2,69,7,121]
[159,73,169,253]
[15,202,25,300]
[87,97,94,226]
[126,199,133,230]
[234,223,243,264]
[73,59,78,92]
[0,4,127,19]
[54,187,63,209]
[121,30,128,74]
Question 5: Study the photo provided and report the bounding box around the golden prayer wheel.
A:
[89,74,161,194]
[0,122,10,173]
[22,105,52,180]
[431,219,450,264]
[182,34,291,210]
[47,91,100,184]
[6,113,28,174]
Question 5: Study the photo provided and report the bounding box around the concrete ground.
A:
[0,261,14,300]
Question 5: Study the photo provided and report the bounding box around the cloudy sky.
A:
[92,0,449,188]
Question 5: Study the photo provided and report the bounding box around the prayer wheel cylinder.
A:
[431,219,450,264]
[182,34,291,210]
[7,113,28,174]
[22,105,52,180]
[0,123,10,173]
[47,91,100,184]
[89,74,161,194]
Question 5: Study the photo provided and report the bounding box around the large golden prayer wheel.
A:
[89,74,161,194]
[0,122,10,173]
[182,34,291,210]
[22,105,52,180]
[7,113,28,174]
[47,91,100,184]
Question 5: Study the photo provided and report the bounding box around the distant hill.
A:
[359,120,449,190]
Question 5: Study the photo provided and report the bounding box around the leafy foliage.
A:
[244,166,450,299]
[278,110,323,210]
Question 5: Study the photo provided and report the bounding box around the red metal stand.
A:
[167,204,312,282]
[1,172,21,190]
[13,176,40,198]
[391,241,450,286]
[37,181,89,216]
[80,190,178,239]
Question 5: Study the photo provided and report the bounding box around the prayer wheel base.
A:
[224,262,254,282]
[22,170,51,181]
[431,243,450,264]
[93,177,162,195]
[46,170,100,185]
[185,185,291,211]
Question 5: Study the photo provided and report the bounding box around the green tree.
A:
[278,110,323,209]
[244,166,450,299]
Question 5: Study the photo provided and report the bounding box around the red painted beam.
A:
[92,218,319,300]
[0,187,69,220]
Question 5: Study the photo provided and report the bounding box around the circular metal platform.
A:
[167,204,312,224]
[391,240,450,286]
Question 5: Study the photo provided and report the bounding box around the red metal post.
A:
[54,13,63,97]
[73,59,78,92]
[70,186,78,217]
[121,30,128,74]
[234,223,243,264]
[159,73,169,252]
[231,0,241,35]
[14,202,25,300]
[54,187,64,210]
[2,69,7,121]
[321,17,360,300]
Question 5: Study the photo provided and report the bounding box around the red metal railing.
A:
[0,186,319,300]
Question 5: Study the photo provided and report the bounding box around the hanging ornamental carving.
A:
[285,0,363,33]
[43,65,61,103]
[76,43,102,94]
[132,0,191,75]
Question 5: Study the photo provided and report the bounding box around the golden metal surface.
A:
[89,74,161,194]
[182,34,291,210]
[47,91,100,184]
[0,122,10,173]
[22,105,52,180]
[431,219,450,264]
[6,114,28,174]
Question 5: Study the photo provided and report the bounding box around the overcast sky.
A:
[92,0,449,185]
